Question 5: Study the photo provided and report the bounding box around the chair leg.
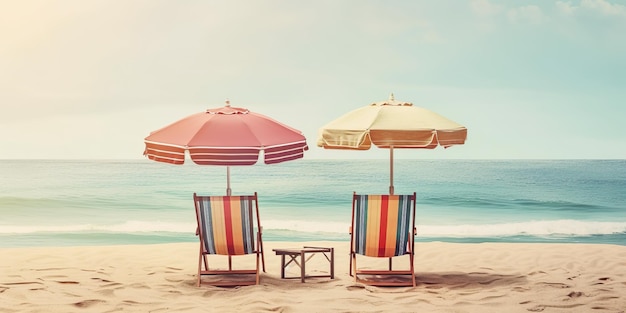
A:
[197,245,203,287]
[410,250,416,287]
[410,266,416,286]
[352,254,358,283]
[258,231,266,272]
[349,252,353,276]
[255,252,260,285]
[330,248,335,279]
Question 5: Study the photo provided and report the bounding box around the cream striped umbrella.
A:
[145,101,308,195]
[317,94,467,194]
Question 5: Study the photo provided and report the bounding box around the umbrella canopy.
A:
[144,101,308,194]
[317,94,467,194]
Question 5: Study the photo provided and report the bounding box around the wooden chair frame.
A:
[193,192,265,287]
[349,192,417,287]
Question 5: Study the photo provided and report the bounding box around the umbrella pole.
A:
[389,146,394,195]
[226,166,232,196]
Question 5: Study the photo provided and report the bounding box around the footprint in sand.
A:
[537,282,570,289]
[2,282,43,286]
[567,291,584,298]
[527,305,545,312]
[55,281,80,284]
[73,299,106,308]
[346,285,365,291]
[91,277,113,283]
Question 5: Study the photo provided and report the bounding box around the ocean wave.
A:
[417,220,626,237]
[2,219,626,238]
[0,221,195,234]
[422,196,619,212]
[262,219,349,234]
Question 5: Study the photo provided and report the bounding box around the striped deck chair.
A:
[193,193,265,287]
[350,192,417,287]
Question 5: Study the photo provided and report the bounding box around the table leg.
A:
[280,255,285,279]
[330,248,334,279]
[300,252,305,283]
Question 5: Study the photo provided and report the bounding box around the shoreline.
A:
[2,241,626,312]
[3,233,626,249]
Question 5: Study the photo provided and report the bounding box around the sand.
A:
[1,241,626,313]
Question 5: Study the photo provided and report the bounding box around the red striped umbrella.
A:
[144,101,308,195]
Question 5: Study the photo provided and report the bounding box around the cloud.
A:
[470,0,502,16]
[557,0,626,17]
[471,1,546,25]
[507,5,545,25]
[556,1,577,15]
[581,0,626,16]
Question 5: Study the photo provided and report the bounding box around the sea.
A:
[1,159,625,248]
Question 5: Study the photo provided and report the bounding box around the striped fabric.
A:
[188,141,307,166]
[143,142,186,165]
[195,195,256,255]
[144,141,307,166]
[188,147,262,166]
[263,142,307,164]
[353,194,413,257]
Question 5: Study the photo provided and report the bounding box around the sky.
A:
[1,0,625,160]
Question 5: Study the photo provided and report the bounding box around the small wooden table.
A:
[272,246,334,283]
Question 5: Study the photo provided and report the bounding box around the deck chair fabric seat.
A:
[193,193,265,287]
[350,192,417,287]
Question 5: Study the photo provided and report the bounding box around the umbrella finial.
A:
[389,93,395,101]
[225,99,231,107]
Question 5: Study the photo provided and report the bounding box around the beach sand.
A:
[1,241,626,313]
